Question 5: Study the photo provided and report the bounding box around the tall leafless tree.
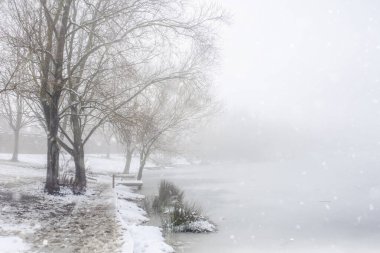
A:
[2,0,75,193]
[1,0,224,194]
[55,0,224,193]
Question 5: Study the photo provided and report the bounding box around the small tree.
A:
[101,123,115,159]
[133,79,216,180]
[112,113,137,174]
[0,91,34,161]
[114,123,137,174]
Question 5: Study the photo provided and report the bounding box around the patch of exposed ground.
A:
[0,161,123,253]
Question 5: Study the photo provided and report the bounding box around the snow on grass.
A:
[117,185,145,201]
[118,198,149,225]
[172,220,216,233]
[128,225,174,253]
[0,155,122,252]
[0,163,44,179]
[0,222,41,235]
[0,154,174,253]
[115,185,174,253]
[0,236,30,253]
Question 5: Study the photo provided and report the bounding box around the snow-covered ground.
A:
[0,153,172,253]
[115,185,174,253]
[4,151,380,253]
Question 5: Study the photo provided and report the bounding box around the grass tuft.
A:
[147,180,216,233]
[152,180,184,212]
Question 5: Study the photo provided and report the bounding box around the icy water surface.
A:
[141,152,380,253]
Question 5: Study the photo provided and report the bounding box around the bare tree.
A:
[114,77,216,180]
[2,0,75,193]
[1,0,224,194]
[55,0,224,193]
[0,47,35,161]
[101,123,115,159]
[111,103,139,174]
[0,91,35,161]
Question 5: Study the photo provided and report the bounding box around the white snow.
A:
[0,153,174,253]
[128,225,174,253]
[0,236,30,253]
[186,220,216,233]
[115,185,174,253]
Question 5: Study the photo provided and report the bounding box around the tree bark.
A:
[11,128,20,162]
[43,0,72,194]
[137,151,147,180]
[73,144,86,194]
[106,146,111,159]
[45,96,61,194]
[123,149,133,174]
[46,137,60,194]
[11,93,23,162]
[70,96,87,193]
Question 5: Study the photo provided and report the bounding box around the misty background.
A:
[193,0,380,161]
[2,0,380,162]
[2,1,380,252]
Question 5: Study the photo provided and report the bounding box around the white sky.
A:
[212,0,380,135]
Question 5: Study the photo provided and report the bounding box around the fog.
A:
[3,0,380,159]
[192,0,380,161]
[1,1,380,252]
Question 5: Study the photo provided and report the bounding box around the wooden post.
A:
[112,174,115,188]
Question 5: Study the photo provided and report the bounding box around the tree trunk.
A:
[137,151,146,180]
[106,147,110,159]
[45,105,61,194]
[45,137,60,194]
[59,115,69,140]
[123,149,133,174]
[11,129,20,162]
[43,0,72,194]
[12,93,22,162]
[73,144,86,194]
[71,101,87,194]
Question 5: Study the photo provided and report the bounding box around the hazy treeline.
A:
[0,0,224,194]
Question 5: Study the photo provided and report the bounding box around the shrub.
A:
[58,171,74,187]
[148,180,216,233]
[169,202,201,226]
[142,196,155,216]
[152,180,184,212]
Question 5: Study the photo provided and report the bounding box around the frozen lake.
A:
[141,152,380,253]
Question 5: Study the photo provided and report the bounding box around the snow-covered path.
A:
[115,185,174,253]
[0,159,123,253]
[0,154,173,253]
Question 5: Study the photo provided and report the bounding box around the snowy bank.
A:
[0,236,30,253]
[115,185,174,253]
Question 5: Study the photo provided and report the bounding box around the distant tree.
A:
[111,104,138,174]
[0,48,34,161]
[101,123,115,159]
[0,91,35,161]
[113,117,137,174]
[114,78,216,180]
